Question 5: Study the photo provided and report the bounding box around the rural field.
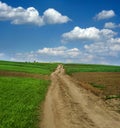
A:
[0,61,58,128]
[0,61,120,128]
[64,64,120,113]
[64,64,120,98]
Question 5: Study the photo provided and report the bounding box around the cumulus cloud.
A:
[62,26,116,42]
[84,37,120,57]
[7,46,81,63]
[37,46,80,57]
[104,22,120,29]
[94,10,115,20]
[43,8,71,24]
[3,44,120,64]
[83,37,120,64]
[9,46,112,64]
[62,25,120,60]
[0,1,70,26]
[62,27,100,41]
[110,44,120,51]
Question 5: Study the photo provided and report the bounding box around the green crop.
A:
[0,60,58,75]
[0,77,50,128]
[64,64,120,74]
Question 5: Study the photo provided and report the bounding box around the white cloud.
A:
[62,26,116,42]
[110,44,120,51]
[43,8,71,24]
[104,22,116,29]
[7,46,81,63]
[3,44,120,64]
[95,10,115,20]
[84,37,120,57]
[37,46,80,57]
[37,46,66,56]
[84,42,109,55]
[62,25,120,60]
[110,38,120,43]
[104,22,120,29]
[62,26,100,41]
[0,1,70,26]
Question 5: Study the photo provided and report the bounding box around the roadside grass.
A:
[105,95,120,100]
[89,83,105,90]
[0,77,50,128]
[64,64,120,74]
[0,60,58,75]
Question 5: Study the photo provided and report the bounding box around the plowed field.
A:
[71,72,120,96]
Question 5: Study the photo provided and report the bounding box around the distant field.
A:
[64,64,120,74]
[64,64,120,104]
[0,77,49,128]
[64,64,120,100]
[0,61,58,75]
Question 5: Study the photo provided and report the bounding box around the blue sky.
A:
[0,0,120,64]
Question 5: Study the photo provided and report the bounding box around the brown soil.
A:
[0,70,50,80]
[40,65,120,128]
[71,72,120,113]
[71,72,120,96]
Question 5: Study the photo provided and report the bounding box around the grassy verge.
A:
[64,64,120,74]
[90,83,105,90]
[105,95,120,100]
[0,77,49,128]
[0,60,58,75]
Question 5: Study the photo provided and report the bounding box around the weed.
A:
[90,83,105,90]
[105,95,120,100]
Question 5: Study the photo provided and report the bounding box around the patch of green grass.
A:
[0,60,58,75]
[64,64,120,74]
[105,95,120,100]
[90,83,105,90]
[0,77,50,128]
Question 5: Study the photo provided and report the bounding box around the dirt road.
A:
[40,65,120,128]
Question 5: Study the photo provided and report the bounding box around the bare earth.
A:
[40,65,120,128]
[71,72,120,96]
[0,70,49,80]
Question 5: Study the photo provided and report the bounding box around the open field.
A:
[64,64,120,98]
[0,77,50,128]
[0,61,120,127]
[0,61,58,75]
[64,64,120,74]
[0,61,58,128]
[64,64,120,113]
[71,72,120,97]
